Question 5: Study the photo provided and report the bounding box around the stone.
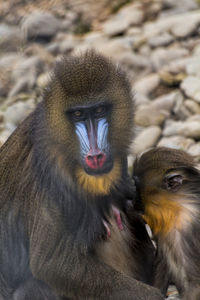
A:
[9,56,44,98]
[118,52,151,71]
[59,35,81,54]
[4,99,35,126]
[152,91,181,112]
[133,73,160,96]
[134,93,150,106]
[181,76,200,103]
[160,71,186,86]
[163,120,200,139]
[171,92,190,119]
[163,0,197,11]
[102,3,144,36]
[171,17,200,38]
[151,48,189,71]
[0,129,13,145]
[79,38,130,58]
[24,44,54,65]
[12,56,44,82]
[134,91,180,127]
[187,114,200,122]
[188,143,200,156]
[184,100,200,114]
[148,33,174,48]
[144,10,200,39]
[130,126,162,155]
[21,12,61,40]
[157,136,194,151]
[135,106,168,127]
[37,73,50,88]
[185,57,200,77]
[0,24,23,52]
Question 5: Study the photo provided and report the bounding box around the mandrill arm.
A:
[29,205,163,300]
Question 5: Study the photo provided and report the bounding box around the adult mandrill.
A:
[0,51,163,300]
[133,147,200,300]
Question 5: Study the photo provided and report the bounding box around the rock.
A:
[0,129,13,145]
[173,96,192,120]
[0,24,23,52]
[134,92,150,106]
[171,16,200,38]
[102,17,130,37]
[185,99,200,114]
[133,73,160,96]
[8,79,29,99]
[130,126,162,155]
[185,57,200,77]
[126,27,142,37]
[181,76,200,103]
[163,120,200,139]
[4,99,35,126]
[118,52,151,72]
[151,48,189,71]
[24,44,54,65]
[77,38,130,58]
[160,71,186,86]
[158,135,194,151]
[21,12,61,40]
[152,91,181,112]
[187,114,200,122]
[12,56,44,82]
[148,33,174,48]
[102,3,144,36]
[144,10,200,39]
[37,73,50,88]
[0,53,23,71]
[193,44,200,56]
[59,37,81,54]
[163,0,197,12]
[188,143,200,157]
[47,43,60,55]
[9,56,44,98]
[134,91,180,127]
[135,106,168,127]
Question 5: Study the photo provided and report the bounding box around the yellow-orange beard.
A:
[76,161,121,196]
[142,193,193,236]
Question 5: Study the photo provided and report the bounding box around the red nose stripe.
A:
[85,153,106,169]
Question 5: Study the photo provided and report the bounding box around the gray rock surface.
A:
[21,12,61,40]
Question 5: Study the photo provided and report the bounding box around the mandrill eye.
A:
[70,110,84,121]
[73,110,82,117]
[94,106,105,117]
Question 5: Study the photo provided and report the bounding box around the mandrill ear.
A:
[163,171,183,192]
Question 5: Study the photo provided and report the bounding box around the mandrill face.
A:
[66,101,113,176]
[43,51,134,194]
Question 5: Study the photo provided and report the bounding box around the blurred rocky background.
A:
[2,0,200,298]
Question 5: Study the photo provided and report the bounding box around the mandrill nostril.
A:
[97,153,103,161]
[85,152,106,169]
[87,155,93,161]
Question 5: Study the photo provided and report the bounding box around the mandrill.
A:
[0,51,163,300]
[133,146,200,300]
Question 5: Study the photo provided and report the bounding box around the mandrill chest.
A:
[96,209,136,277]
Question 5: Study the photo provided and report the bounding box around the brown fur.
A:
[0,51,163,300]
[133,147,200,299]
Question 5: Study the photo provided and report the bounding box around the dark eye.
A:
[163,174,183,191]
[95,106,105,116]
[70,110,85,121]
[73,110,82,117]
